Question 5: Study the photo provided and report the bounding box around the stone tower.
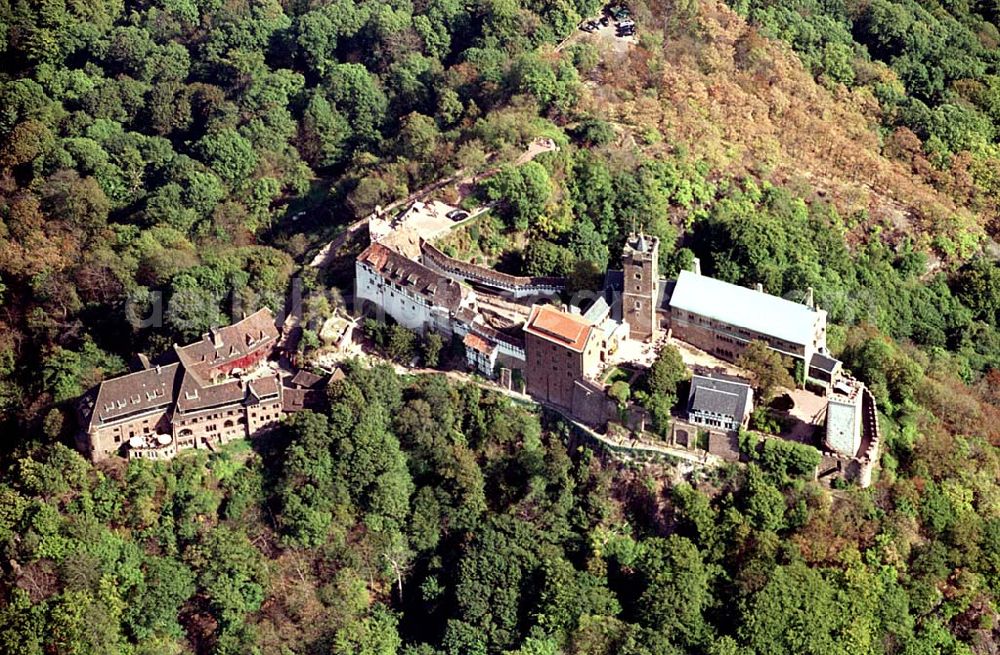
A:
[622,232,659,341]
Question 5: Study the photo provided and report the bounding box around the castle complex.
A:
[355,207,881,486]
[76,200,880,486]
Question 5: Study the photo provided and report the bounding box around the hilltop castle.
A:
[356,216,879,486]
[77,208,879,487]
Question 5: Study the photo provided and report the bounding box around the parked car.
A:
[446,209,470,222]
[617,19,636,36]
[580,20,597,32]
[608,5,630,21]
[599,15,610,26]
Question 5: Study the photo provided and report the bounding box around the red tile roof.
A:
[175,308,279,382]
[523,305,595,353]
[463,332,496,354]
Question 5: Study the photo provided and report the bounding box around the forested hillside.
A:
[728,0,1000,241]
[4,0,1000,654]
[3,364,1000,655]
[0,0,597,437]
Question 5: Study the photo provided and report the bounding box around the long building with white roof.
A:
[667,269,830,374]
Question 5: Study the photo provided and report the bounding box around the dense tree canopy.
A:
[2,1,1000,654]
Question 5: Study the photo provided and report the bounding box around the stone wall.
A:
[707,431,741,461]
[671,310,809,363]
[89,408,171,461]
[420,240,564,297]
[571,378,618,427]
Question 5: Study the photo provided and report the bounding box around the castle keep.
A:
[621,233,660,342]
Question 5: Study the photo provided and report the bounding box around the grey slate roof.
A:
[87,363,182,430]
[670,270,821,346]
[290,370,327,389]
[809,352,842,375]
[688,374,752,420]
[582,296,610,323]
[656,278,675,312]
[603,270,624,294]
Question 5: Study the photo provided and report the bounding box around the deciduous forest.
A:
[2,0,1000,653]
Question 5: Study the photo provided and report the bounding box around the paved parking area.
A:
[561,14,638,54]
[371,200,465,257]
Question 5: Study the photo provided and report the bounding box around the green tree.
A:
[387,325,417,364]
[331,605,402,655]
[737,340,795,401]
[124,557,196,640]
[299,92,350,169]
[609,381,631,409]
[737,561,852,654]
[423,332,444,368]
[524,240,574,277]
[757,439,821,482]
[325,63,388,148]
[186,526,268,628]
[195,128,257,187]
[742,465,786,532]
[646,344,688,399]
[277,411,341,548]
[483,162,553,231]
[635,536,712,649]
[954,259,1000,326]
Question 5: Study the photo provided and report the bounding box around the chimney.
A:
[755,283,763,293]
[805,286,815,309]
[692,257,702,275]
[211,327,223,348]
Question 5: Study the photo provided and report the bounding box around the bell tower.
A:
[622,233,659,341]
